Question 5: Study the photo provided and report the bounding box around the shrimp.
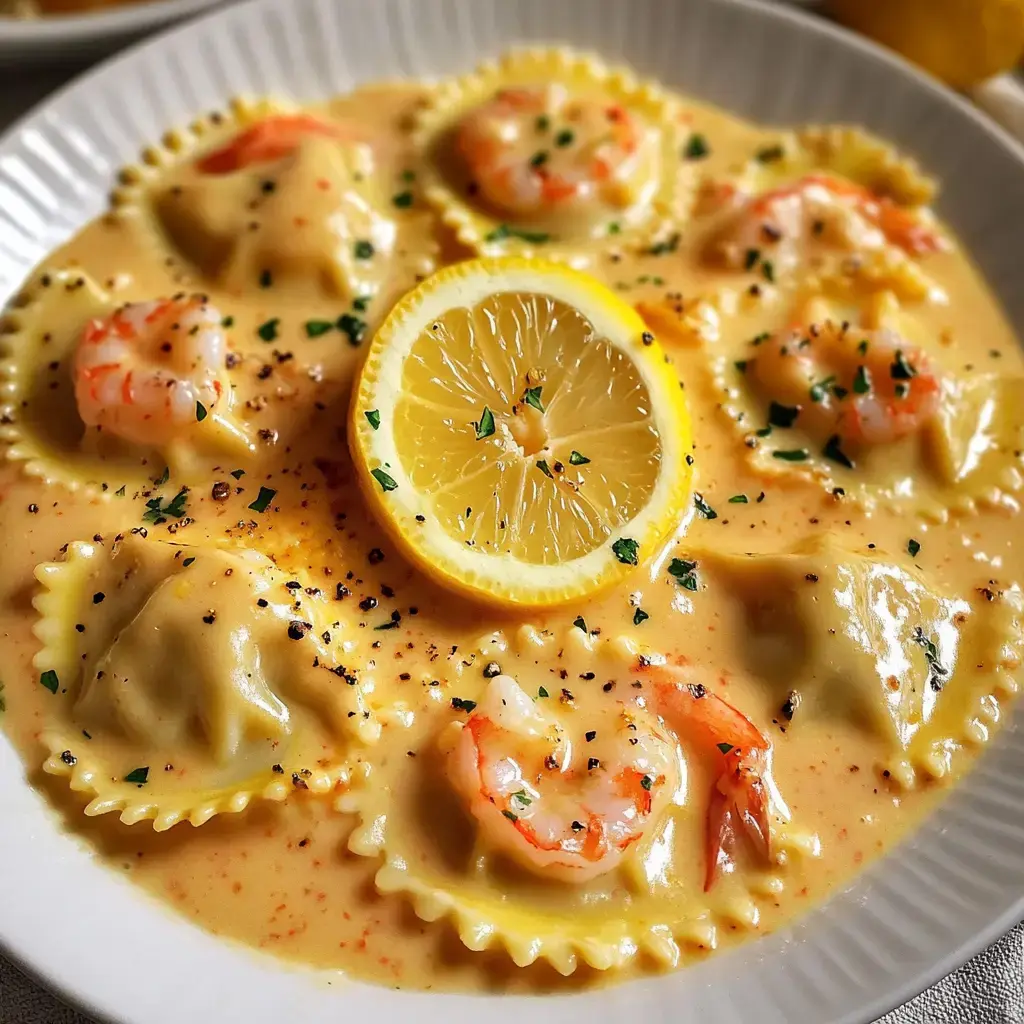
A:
[749,319,943,448]
[713,174,944,277]
[74,295,227,448]
[446,674,681,882]
[456,85,651,218]
[196,114,352,174]
[643,664,774,891]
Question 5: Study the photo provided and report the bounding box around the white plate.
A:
[0,0,222,61]
[1,1,1023,1022]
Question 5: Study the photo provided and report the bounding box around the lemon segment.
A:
[349,257,693,607]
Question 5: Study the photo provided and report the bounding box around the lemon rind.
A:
[411,48,694,268]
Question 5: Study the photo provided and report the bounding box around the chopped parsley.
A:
[247,486,277,512]
[684,133,710,160]
[768,401,800,428]
[230,469,245,480]
[744,248,760,271]
[761,260,775,283]
[485,224,551,244]
[729,494,749,503]
[535,115,550,132]
[612,537,639,565]
[392,190,414,208]
[124,767,149,785]
[450,697,477,713]
[401,169,416,183]
[352,295,371,312]
[890,350,917,380]
[305,319,334,338]
[365,409,381,431]
[222,315,235,328]
[640,775,653,791]
[142,487,188,524]
[337,313,367,346]
[555,128,574,147]
[538,686,549,698]
[694,493,718,519]
[536,459,554,479]
[908,538,921,557]
[182,557,196,568]
[502,809,518,822]
[114,485,126,497]
[371,468,398,492]
[809,375,837,403]
[607,221,621,235]
[822,434,855,469]
[353,240,375,260]
[529,150,548,168]
[154,465,170,487]
[773,448,809,462]
[569,450,590,466]
[716,741,735,755]
[756,144,784,163]
[573,615,587,633]
[668,558,699,591]
[39,669,59,694]
[911,627,948,691]
[633,607,649,625]
[195,401,208,423]
[852,365,871,395]
[858,339,870,355]
[257,318,280,342]
[647,232,680,256]
[258,269,273,288]
[734,359,748,373]
[523,386,545,412]
[475,407,495,440]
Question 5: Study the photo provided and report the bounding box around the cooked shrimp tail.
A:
[645,668,774,889]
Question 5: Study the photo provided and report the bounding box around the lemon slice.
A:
[349,257,693,607]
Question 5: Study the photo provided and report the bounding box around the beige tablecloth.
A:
[0,53,1022,1024]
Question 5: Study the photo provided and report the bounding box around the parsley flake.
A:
[154,465,170,487]
[716,741,734,755]
[365,409,381,431]
[538,686,549,698]
[729,494,749,503]
[451,697,477,713]
[536,459,554,479]
[475,406,496,440]
[773,448,809,462]
[182,557,196,568]
[744,248,760,270]
[392,191,414,208]
[768,401,800,428]
[114,485,126,497]
[612,537,639,565]
[684,133,710,160]
[257,318,280,342]
[668,558,699,591]
[633,607,649,625]
[142,487,188,524]
[523,385,545,412]
[337,313,367,346]
[569,450,590,466]
[756,144,784,163]
[908,538,921,557]
[484,224,551,244]
[890,350,917,380]
[40,669,59,694]
[230,469,245,480]
[124,767,149,785]
[694,493,718,519]
[305,320,334,338]
[555,128,574,147]
[647,232,680,256]
[371,468,398,492]
[852,365,871,395]
[640,775,653,791]
[573,615,587,633]
[195,401,208,423]
[248,486,277,512]
[822,434,855,469]
[353,240,374,260]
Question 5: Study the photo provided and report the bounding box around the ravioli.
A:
[698,538,1022,781]
[0,268,255,493]
[33,536,371,828]
[412,48,692,267]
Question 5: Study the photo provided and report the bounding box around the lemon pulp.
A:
[394,291,662,565]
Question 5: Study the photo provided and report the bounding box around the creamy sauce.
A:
[1,62,1022,992]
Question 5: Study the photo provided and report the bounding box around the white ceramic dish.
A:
[2,1,1024,1022]
[0,0,222,61]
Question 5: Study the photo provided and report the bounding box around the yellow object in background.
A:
[826,0,1024,90]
